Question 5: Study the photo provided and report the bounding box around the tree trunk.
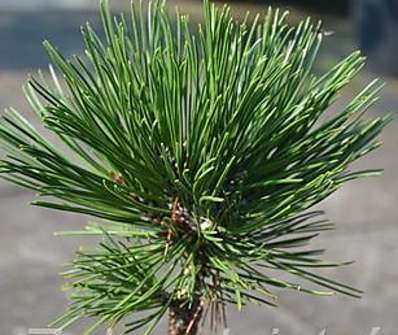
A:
[168,299,203,335]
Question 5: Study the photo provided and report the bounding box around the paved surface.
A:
[0,0,104,11]
[0,4,397,335]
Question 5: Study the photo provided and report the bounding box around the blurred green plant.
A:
[0,0,389,334]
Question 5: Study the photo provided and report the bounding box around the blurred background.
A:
[0,0,397,334]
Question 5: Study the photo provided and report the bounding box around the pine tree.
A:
[0,1,389,334]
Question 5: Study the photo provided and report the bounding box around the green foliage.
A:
[0,0,389,333]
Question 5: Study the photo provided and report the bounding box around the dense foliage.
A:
[0,0,388,334]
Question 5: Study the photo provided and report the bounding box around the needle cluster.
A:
[0,0,388,334]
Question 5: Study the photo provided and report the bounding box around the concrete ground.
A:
[0,2,397,335]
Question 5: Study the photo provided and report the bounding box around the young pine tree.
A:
[0,1,389,334]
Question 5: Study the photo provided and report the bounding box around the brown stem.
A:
[168,299,203,335]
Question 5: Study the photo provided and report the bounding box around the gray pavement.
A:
[0,4,397,335]
[0,0,99,11]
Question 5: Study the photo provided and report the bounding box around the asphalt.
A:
[0,5,397,335]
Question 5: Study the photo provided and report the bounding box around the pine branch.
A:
[0,0,389,334]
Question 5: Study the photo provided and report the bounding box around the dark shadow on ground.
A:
[222,0,349,16]
[0,12,101,71]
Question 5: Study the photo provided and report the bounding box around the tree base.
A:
[168,299,203,335]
